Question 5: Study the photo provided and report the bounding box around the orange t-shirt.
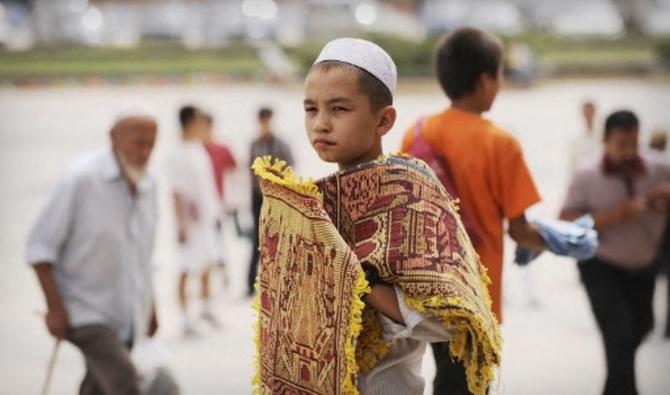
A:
[401,108,541,321]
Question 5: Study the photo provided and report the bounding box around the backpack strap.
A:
[413,116,427,139]
[408,115,483,247]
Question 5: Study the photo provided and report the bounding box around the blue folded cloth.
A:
[514,215,598,266]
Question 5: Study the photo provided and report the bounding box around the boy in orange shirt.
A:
[401,27,547,394]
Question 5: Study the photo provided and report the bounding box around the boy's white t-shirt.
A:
[165,139,221,271]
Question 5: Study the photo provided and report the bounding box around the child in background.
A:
[202,113,237,289]
[166,106,221,336]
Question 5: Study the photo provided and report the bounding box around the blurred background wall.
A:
[1,0,669,85]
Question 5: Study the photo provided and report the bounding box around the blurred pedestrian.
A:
[569,100,601,172]
[649,128,670,338]
[166,105,222,336]
[202,113,238,206]
[401,27,548,395]
[560,110,670,395]
[247,107,293,296]
[505,40,537,86]
[26,109,178,394]
[202,112,237,285]
[649,128,668,153]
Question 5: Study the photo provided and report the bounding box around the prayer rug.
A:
[252,155,501,395]
[252,158,367,395]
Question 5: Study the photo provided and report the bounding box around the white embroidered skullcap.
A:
[314,37,397,95]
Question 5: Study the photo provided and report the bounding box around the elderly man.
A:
[26,110,168,395]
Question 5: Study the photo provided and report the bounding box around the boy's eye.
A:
[304,107,317,113]
[332,106,348,112]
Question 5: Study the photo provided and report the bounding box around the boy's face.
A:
[479,64,503,112]
[185,114,208,140]
[304,67,395,170]
[202,120,213,143]
[582,102,596,123]
[259,115,272,137]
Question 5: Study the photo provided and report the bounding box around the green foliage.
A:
[284,33,668,77]
[1,34,668,82]
[283,34,439,77]
[656,39,670,65]
[0,41,263,80]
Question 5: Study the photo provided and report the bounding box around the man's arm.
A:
[559,197,646,231]
[33,263,69,339]
[508,214,545,251]
[26,174,80,340]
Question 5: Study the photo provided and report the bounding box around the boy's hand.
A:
[178,227,188,244]
[188,202,200,222]
[364,283,405,325]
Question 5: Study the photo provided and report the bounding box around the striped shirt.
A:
[359,287,453,394]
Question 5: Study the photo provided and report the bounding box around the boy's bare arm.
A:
[364,284,405,325]
[172,192,189,243]
[508,214,545,251]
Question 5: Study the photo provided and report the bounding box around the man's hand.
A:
[617,197,647,219]
[565,196,648,231]
[646,182,670,211]
[33,263,69,339]
[148,309,159,337]
[45,307,69,340]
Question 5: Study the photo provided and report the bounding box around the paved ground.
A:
[1,79,669,394]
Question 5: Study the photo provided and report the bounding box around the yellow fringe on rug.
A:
[403,266,502,395]
[342,269,370,394]
[251,156,320,197]
[355,308,389,374]
[251,288,263,394]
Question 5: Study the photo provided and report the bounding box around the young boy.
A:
[400,28,547,394]
[202,113,237,286]
[253,38,500,395]
[165,105,222,336]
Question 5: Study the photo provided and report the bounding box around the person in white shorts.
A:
[165,105,222,337]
